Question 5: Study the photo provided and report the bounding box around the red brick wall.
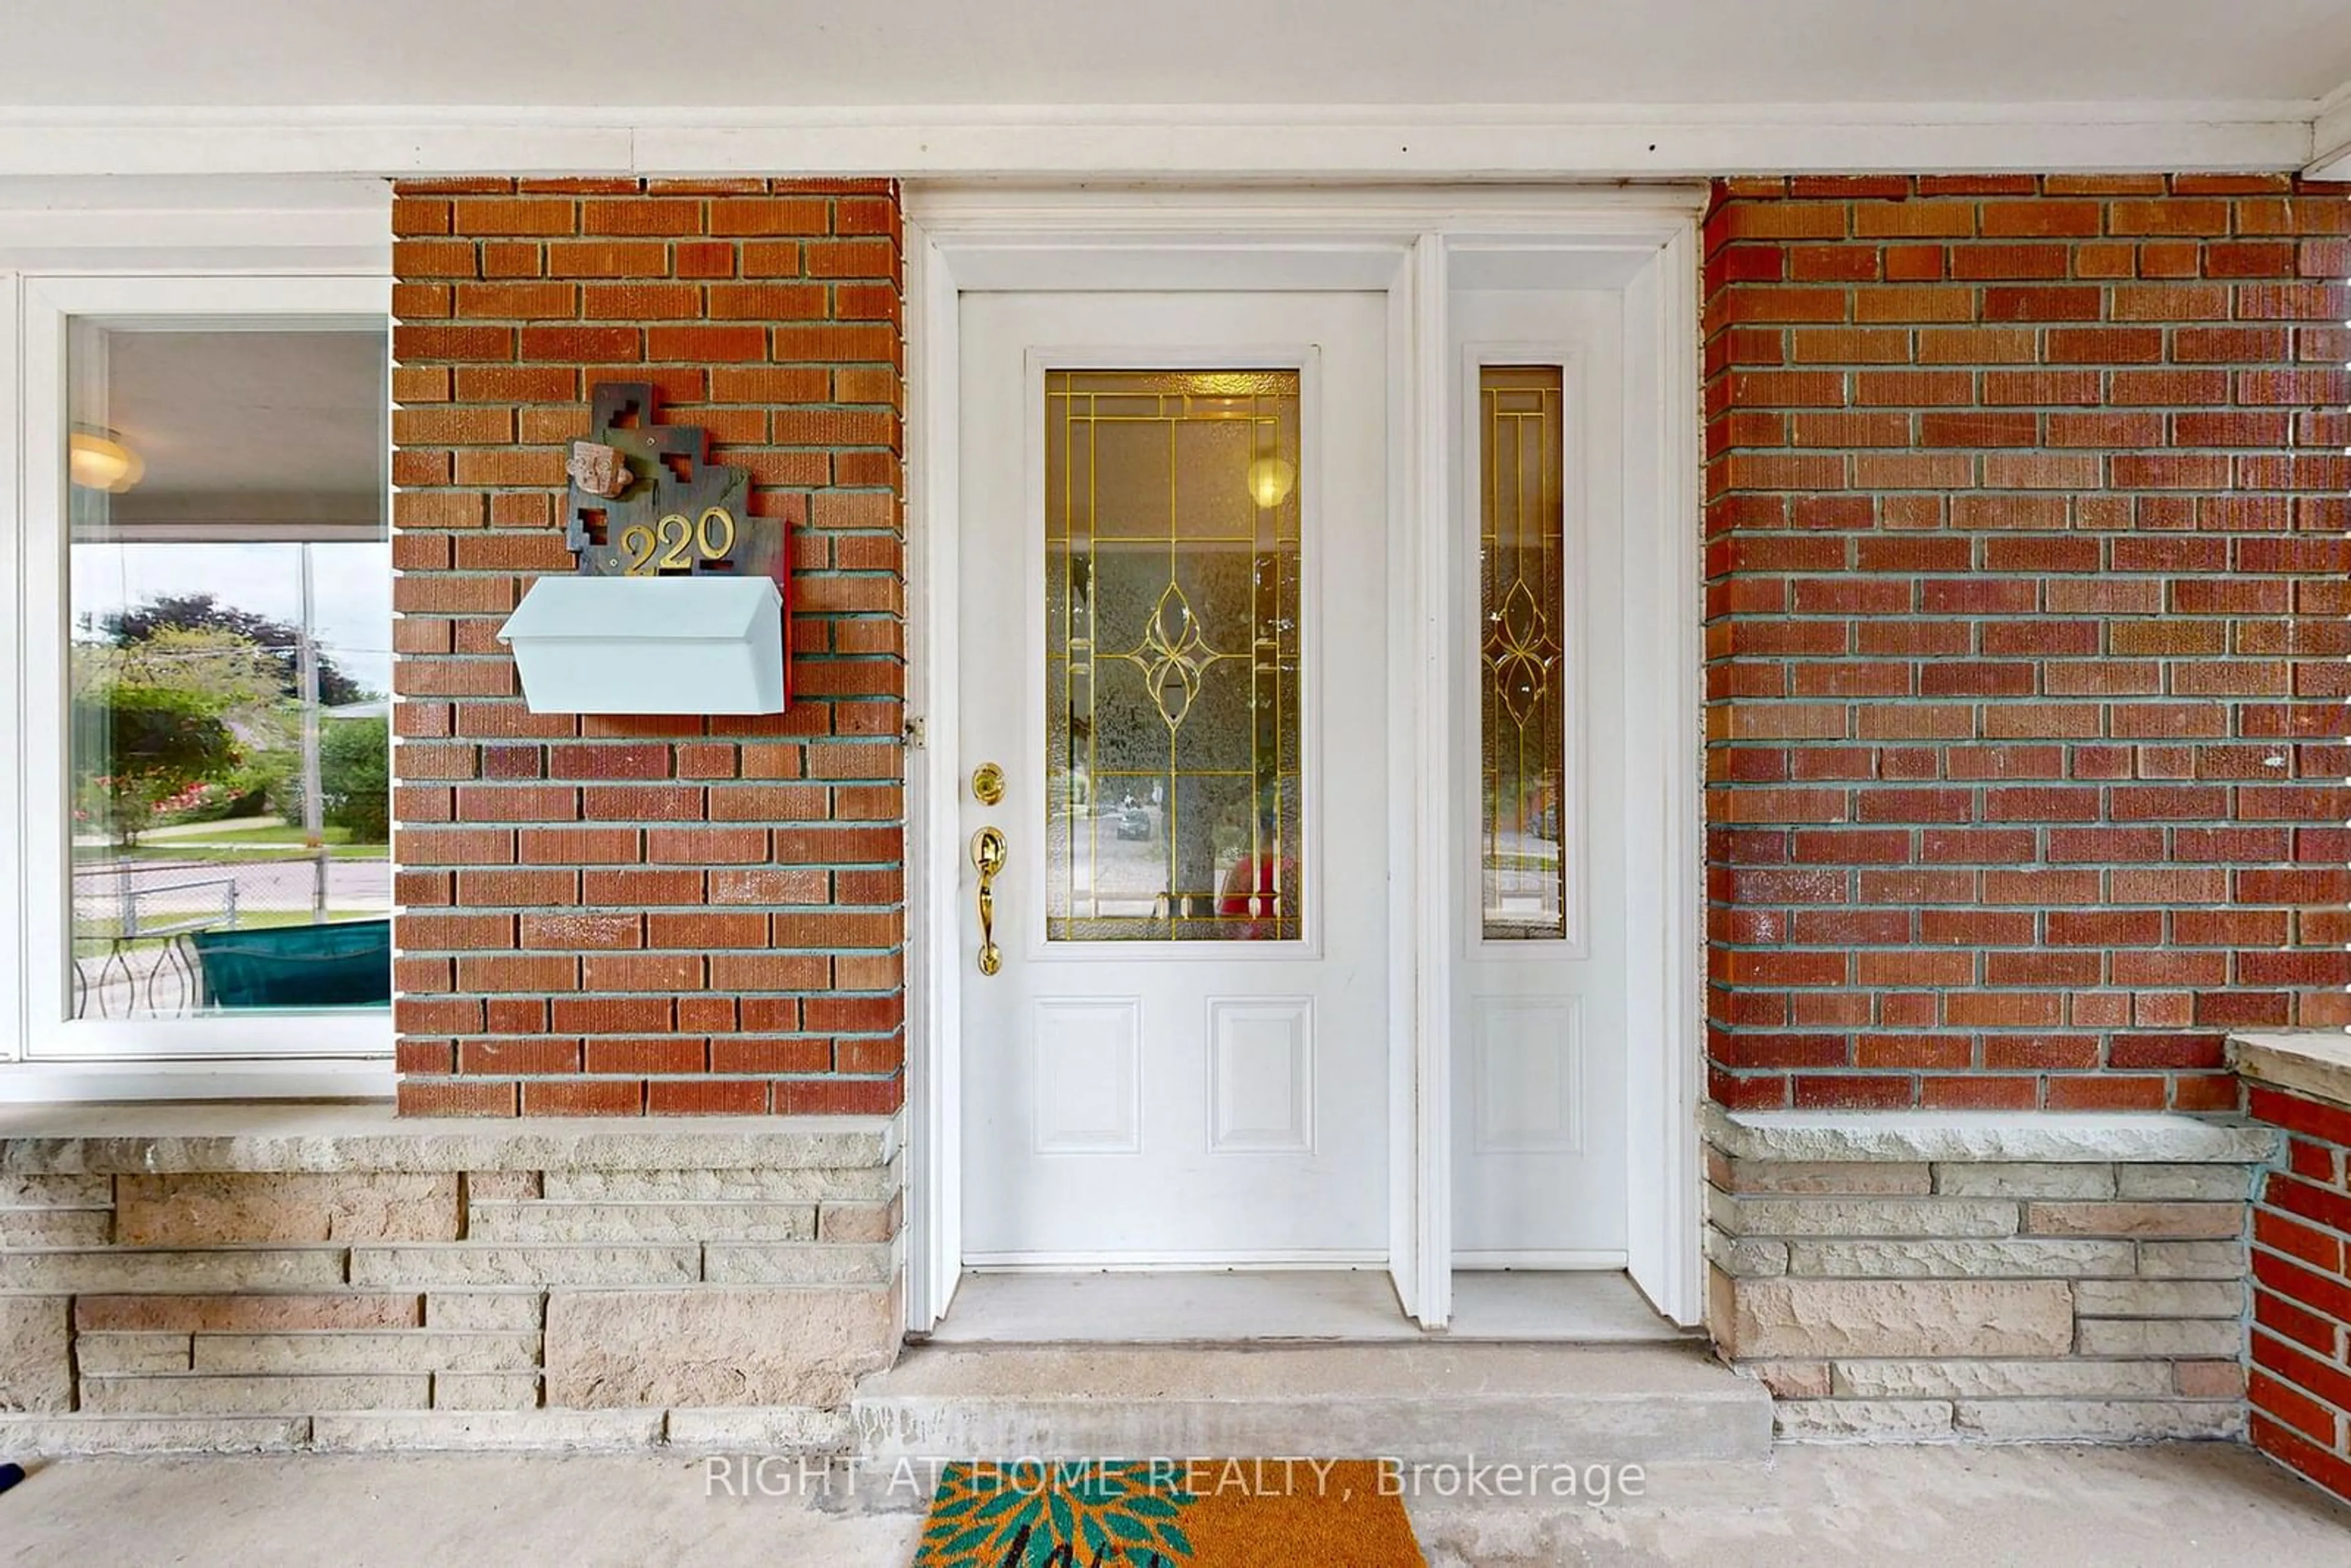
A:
[1702,174,2351,1114]
[388,177,904,1117]
[2249,1083,2351,1503]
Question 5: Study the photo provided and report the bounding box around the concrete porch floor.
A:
[2,1444,2347,1566]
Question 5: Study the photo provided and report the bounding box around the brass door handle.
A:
[972,826,1007,976]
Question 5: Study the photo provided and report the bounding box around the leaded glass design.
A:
[1044,369,1303,942]
[1480,366,1567,940]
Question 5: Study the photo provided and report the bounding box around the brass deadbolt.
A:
[971,762,1006,807]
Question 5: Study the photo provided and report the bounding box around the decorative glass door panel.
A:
[1478,366,1567,941]
[1043,370,1303,943]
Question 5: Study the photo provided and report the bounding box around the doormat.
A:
[911,1458,1426,1566]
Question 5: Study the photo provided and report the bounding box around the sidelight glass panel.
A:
[67,324,391,1017]
[1479,366,1567,940]
[1044,369,1303,942]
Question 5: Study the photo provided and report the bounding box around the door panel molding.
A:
[905,187,1704,1335]
[1030,998,1142,1155]
[1471,996,1587,1157]
[1205,996,1317,1156]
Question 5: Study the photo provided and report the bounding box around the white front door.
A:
[957,289,1391,1269]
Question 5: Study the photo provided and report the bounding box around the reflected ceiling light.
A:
[69,426,145,493]
[1245,454,1296,509]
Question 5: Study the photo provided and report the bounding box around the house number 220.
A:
[619,506,738,574]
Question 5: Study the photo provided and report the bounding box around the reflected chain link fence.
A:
[70,853,378,1018]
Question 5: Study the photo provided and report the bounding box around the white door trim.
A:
[1618,224,1707,1325]
[1404,233,1453,1326]
[904,184,1706,1333]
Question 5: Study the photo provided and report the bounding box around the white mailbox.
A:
[497,575,787,715]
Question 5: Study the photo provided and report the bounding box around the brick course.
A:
[388,171,2346,1130]
[2248,1081,2351,1503]
[1703,174,2351,1113]
[390,178,905,1117]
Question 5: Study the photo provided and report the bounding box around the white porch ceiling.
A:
[14,0,2349,108]
[2,0,2347,177]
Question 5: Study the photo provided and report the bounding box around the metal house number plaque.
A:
[563,383,786,585]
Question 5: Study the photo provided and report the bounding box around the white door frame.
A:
[904,184,1706,1332]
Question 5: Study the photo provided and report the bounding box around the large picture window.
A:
[12,276,392,1065]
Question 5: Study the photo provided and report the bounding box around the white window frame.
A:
[3,269,397,1097]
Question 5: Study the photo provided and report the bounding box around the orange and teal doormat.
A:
[911,1459,1426,1566]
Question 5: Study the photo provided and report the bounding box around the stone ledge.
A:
[0,1104,898,1174]
[2230,1030,2351,1111]
[0,1415,310,1454]
[0,1406,853,1455]
[854,1343,1771,1464]
[666,1406,853,1451]
[1702,1105,2277,1166]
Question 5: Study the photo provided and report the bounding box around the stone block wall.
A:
[2235,1033,2351,1503]
[1704,1105,2277,1439]
[0,1113,899,1451]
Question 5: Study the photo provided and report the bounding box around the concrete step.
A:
[849,1341,1771,1464]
